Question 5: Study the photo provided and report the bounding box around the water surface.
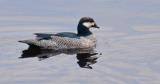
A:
[0,0,160,84]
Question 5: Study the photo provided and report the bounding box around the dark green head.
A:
[77,17,99,36]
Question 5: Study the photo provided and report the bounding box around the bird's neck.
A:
[77,25,92,36]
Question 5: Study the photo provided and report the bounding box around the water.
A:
[0,0,160,84]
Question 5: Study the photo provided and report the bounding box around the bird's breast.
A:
[80,36,96,48]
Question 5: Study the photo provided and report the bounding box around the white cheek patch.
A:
[83,22,92,28]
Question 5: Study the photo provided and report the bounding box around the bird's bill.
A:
[92,23,100,28]
[92,24,100,28]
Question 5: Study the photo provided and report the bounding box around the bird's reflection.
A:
[20,45,100,69]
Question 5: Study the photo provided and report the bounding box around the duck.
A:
[18,17,100,50]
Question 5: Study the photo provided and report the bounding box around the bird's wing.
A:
[19,34,83,49]
[34,32,78,39]
[55,32,78,38]
[34,33,55,39]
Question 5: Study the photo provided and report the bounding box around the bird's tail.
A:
[18,39,37,45]
[18,40,27,43]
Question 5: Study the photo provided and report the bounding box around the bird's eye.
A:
[91,22,95,25]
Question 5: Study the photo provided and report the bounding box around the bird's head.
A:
[78,17,99,29]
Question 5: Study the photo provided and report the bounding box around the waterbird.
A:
[19,17,100,50]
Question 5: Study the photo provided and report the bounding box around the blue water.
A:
[0,0,160,84]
